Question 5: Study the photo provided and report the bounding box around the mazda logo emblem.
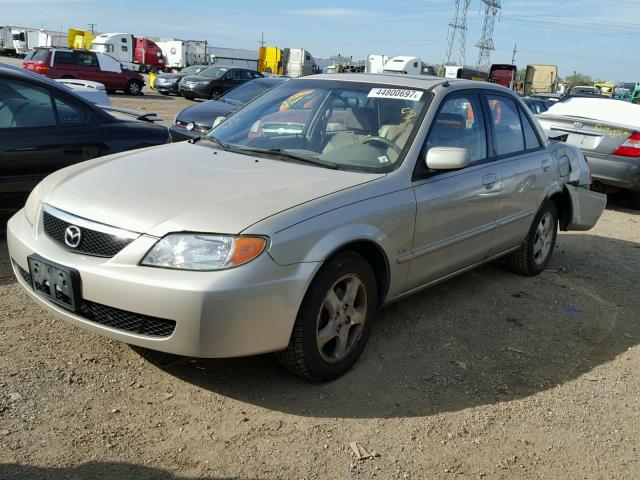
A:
[64,225,82,248]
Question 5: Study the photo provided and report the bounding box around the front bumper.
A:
[586,153,640,192]
[179,84,209,99]
[8,208,318,358]
[153,82,179,94]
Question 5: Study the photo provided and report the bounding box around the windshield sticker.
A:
[279,90,317,112]
[368,88,423,101]
[378,155,390,163]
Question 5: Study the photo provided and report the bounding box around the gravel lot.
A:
[1,55,640,479]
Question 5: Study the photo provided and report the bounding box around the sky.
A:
[1,0,638,81]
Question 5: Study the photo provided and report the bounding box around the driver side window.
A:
[425,93,487,166]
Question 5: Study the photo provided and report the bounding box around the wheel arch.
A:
[548,187,572,231]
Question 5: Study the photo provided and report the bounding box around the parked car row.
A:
[153,64,264,100]
[7,73,606,382]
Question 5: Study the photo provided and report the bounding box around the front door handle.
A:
[482,173,501,186]
[541,159,553,172]
[481,173,503,196]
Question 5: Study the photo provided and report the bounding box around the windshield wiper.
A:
[231,147,339,169]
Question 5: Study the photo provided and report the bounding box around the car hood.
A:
[43,142,384,237]
[176,100,236,126]
[156,73,185,81]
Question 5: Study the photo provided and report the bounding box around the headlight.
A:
[142,234,267,271]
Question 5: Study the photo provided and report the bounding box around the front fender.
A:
[266,188,416,299]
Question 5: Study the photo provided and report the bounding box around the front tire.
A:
[505,201,558,276]
[276,251,378,382]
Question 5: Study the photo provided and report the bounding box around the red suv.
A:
[23,48,145,95]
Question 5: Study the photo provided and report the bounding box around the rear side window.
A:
[487,95,525,156]
[75,51,98,67]
[0,79,56,128]
[425,93,487,164]
[54,50,75,65]
[54,97,88,126]
[520,108,542,150]
[29,48,50,61]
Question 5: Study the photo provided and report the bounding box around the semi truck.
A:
[523,64,558,96]
[282,48,317,77]
[156,39,208,70]
[365,54,388,74]
[90,33,165,72]
[489,64,517,89]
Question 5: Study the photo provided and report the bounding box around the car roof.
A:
[296,73,505,91]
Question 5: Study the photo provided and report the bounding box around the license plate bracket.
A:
[27,254,81,311]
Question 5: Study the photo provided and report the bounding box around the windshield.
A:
[199,67,228,79]
[182,65,203,75]
[208,79,431,172]
[222,80,277,106]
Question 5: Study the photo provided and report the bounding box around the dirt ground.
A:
[2,55,640,479]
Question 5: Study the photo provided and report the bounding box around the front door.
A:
[407,92,502,289]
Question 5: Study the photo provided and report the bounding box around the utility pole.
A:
[88,23,97,35]
[476,0,501,71]
[511,43,517,65]
[443,0,472,67]
[258,32,266,48]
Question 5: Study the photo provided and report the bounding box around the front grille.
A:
[13,260,175,338]
[79,301,176,337]
[43,210,135,258]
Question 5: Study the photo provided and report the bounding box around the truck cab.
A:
[91,33,164,72]
[383,56,423,75]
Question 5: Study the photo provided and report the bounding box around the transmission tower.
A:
[443,0,471,67]
[476,0,501,71]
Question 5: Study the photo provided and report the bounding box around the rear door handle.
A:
[541,159,553,171]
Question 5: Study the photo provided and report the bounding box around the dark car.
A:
[178,65,263,100]
[23,47,146,95]
[0,64,170,215]
[523,97,550,114]
[170,76,288,141]
[153,64,208,96]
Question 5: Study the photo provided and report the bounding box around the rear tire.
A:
[159,91,169,96]
[505,201,558,276]
[209,88,222,100]
[126,80,143,96]
[276,251,378,382]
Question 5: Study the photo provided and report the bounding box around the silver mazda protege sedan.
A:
[8,74,606,381]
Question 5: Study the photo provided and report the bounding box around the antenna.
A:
[443,0,472,67]
[476,0,501,71]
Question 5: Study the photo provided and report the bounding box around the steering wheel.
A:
[363,136,402,154]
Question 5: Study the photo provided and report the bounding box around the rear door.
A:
[407,91,502,289]
[483,93,554,254]
[0,76,103,213]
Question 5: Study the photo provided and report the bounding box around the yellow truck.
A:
[67,28,94,50]
[594,82,615,97]
[258,46,283,75]
[523,64,558,96]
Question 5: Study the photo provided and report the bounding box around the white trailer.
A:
[365,54,388,74]
[444,65,462,79]
[282,48,316,78]
[0,26,16,54]
[383,56,427,75]
[209,46,258,70]
[156,39,208,70]
[11,28,66,56]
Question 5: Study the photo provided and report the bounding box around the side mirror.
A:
[425,147,470,170]
[212,116,226,128]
